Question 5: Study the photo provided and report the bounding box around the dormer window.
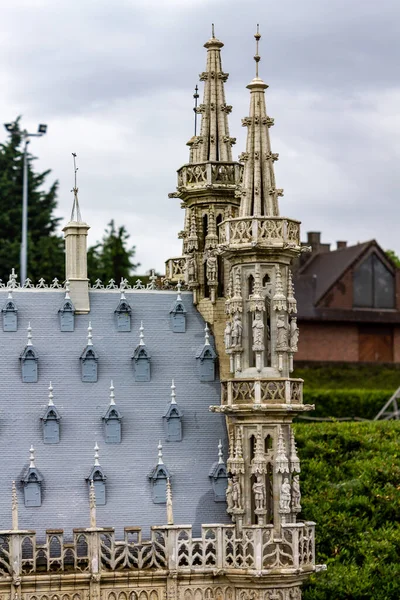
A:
[58,287,75,332]
[41,383,61,444]
[114,292,132,332]
[21,446,43,507]
[353,253,395,309]
[102,381,122,443]
[86,443,107,505]
[163,380,183,441]
[2,292,18,331]
[80,322,99,382]
[148,441,171,503]
[196,323,217,382]
[20,323,38,383]
[131,322,151,382]
[169,283,187,332]
[209,441,228,502]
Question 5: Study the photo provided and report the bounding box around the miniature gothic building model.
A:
[58,282,75,331]
[169,282,187,332]
[132,321,151,381]
[41,382,61,444]
[163,380,183,441]
[20,323,38,382]
[80,322,98,382]
[196,323,217,381]
[2,290,18,331]
[21,446,43,507]
[209,440,228,501]
[102,381,123,443]
[114,290,132,332]
[148,441,170,503]
[86,443,107,505]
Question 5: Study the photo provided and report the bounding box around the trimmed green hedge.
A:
[302,389,391,420]
[294,421,400,600]
[293,363,400,391]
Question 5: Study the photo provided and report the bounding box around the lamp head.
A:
[38,124,47,134]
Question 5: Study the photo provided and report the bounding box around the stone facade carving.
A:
[289,317,299,352]
[292,475,301,512]
[252,475,266,511]
[276,315,288,351]
[252,312,264,351]
[279,478,291,513]
[231,313,243,347]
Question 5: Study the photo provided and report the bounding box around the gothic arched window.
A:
[353,253,395,309]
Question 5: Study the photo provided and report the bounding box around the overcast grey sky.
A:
[1,0,399,273]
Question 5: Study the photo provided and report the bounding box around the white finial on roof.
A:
[65,280,71,300]
[120,288,126,301]
[109,380,115,405]
[12,480,18,531]
[157,440,164,465]
[29,445,35,468]
[27,322,33,346]
[218,439,224,464]
[204,322,210,346]
[87,321,93,346]
[94,442,100,466]
[139,321,145,346]
[176,280,182,301]
[48,381,54,406]
[7,289,13,300]
[170,379,176,404]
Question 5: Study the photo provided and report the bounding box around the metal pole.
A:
[21,137,29,284]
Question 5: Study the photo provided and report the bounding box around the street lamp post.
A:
[4,122,47,283]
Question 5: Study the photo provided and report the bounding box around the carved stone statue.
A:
[187,257,197,283]
[289,317,299,352]
[206,253,218,283]
[232,475,242,510]
[226,477,234,511]
[231,313,243,347]
[252,475,266,511]
[276,314,288,351]
[224,320,232,350]
[292,475,301,510]
[252,312,265,351]
[279,477,291,513]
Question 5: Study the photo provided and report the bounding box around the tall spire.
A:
[239,26,282,217]
[192,26,235,163]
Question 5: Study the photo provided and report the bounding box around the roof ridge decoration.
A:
[189,25,235,164]
[238,25,282,217]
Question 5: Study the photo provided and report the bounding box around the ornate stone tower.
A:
[213,28,314,564]
[167,27,242,315]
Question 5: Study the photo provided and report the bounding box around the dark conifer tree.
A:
[88,219,139,283]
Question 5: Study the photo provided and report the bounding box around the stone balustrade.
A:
[216,379,305,412]
[165,256,186,282]
[0,522,315,578]
[218,217,301,249]
[176,162,243,191]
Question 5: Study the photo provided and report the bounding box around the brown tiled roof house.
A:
[293,232,400,363]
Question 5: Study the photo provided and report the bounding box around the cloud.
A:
[0,0,399,271]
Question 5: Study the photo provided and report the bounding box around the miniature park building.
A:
[0,28,320,600]
[293,233,400,363]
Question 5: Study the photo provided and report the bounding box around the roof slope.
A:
[0,290,228,539]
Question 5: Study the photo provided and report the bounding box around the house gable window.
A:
[353,253,395,309]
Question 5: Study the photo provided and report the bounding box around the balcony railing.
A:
[219,379,304,409]
[176,162,243,191]
[219,217,301,249]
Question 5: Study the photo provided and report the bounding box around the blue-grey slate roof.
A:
[0,290,229,539]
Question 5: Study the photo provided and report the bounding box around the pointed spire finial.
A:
[254,24,261,78]
[166,477,174,525]
[70,153,82,222]
[12,480,18,531]
[65,280,70,299]
[176,280,182,301]
[27,322,33,346]
[48,381,54,406]
[212,23,215,38]
[109,380,115,405]
[94,442,100,466]
[157,440,164,465]
[89,479,97,528]
[29,445,35,468]
[87,321,93,346]
[139,321,145,346]
[204,322,210,345]
[170,379,176,404]
[218,439,224,464]
[193,84,199,136]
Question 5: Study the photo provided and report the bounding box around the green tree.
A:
[0,118,65,282]
[88,220,140,283]
[385,249,400,268]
